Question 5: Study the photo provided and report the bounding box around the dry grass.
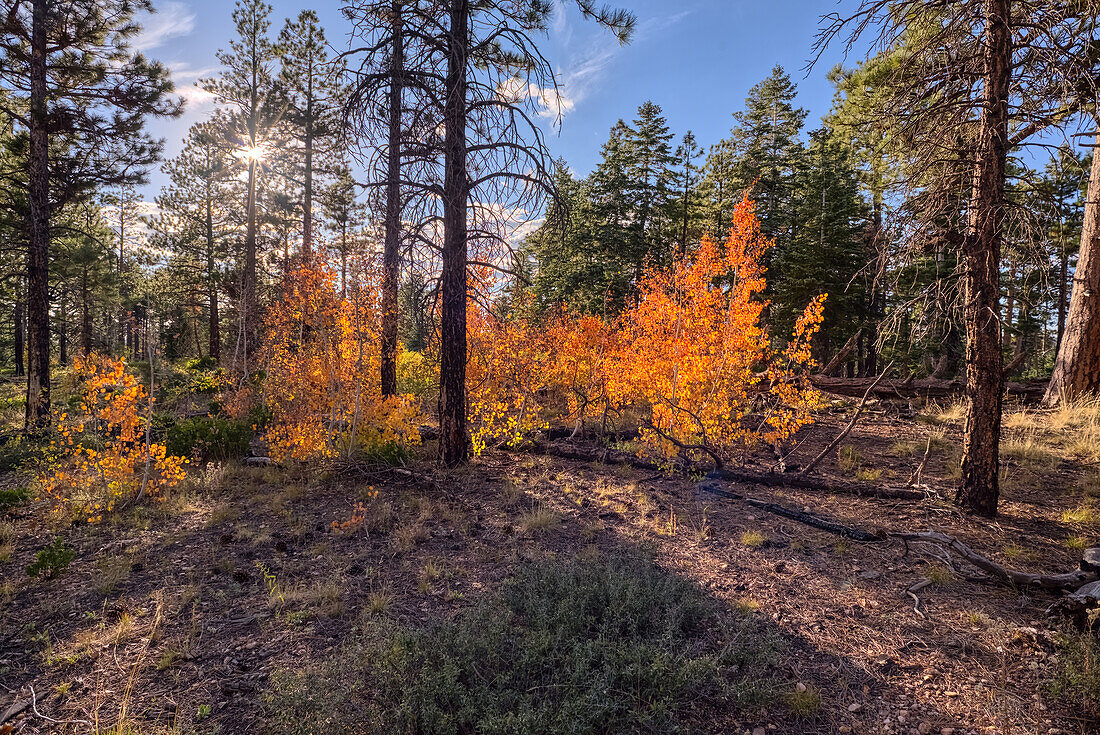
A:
[1062,504,1098,525]
[391,521,428,552]
[1002,435,1058,468]
[95,555,133,595]
[521,504,559,533]
[837,445,862,473]
[740,530,766,547]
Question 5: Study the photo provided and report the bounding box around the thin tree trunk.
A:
[955,0,1010,517]
[25,0,50,429]
[81,265,92,354]
[14,296,24,377]
[302,93,314,257]
[1044,131,1100,406]
[206,202,221,361]
[381,0,404,397]
[439,0,469,466]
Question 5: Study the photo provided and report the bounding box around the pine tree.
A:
[777,129,868,359]
[673,131,704,256]
[726,66,807,241]
[156,122,236,361]
[201,0,284,366]
[277,10,344,259]
[623,101,676,269]
[322,161,365,297]
[0,0,181,428]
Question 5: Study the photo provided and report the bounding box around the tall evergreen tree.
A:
[776,129,868,357]
[0,0,181,427]
[623,101,676,269]
[156,122,236,361]
[202,0,284,367]
[277,10,344,259]
[726,66,807,241]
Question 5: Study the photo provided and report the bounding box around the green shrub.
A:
[26,537,75,579]
[166,416,251,460]
[0,438,36,473]
[1051,624,1100,717]
[185,356,219,372]
[0,485,32,511]
[265,554,779,734]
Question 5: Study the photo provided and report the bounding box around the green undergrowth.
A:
[264,553,781,734]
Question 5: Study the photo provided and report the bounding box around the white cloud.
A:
[549,7,694,117]
[497,77,575,120]
[134,2,197,52]
[168,62,219,115]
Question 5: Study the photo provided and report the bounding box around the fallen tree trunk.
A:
[893,531,1098,592]
[810,375,1046,401]
[711,468,926,500]
[698,474,882,542]
[528,441,927,500]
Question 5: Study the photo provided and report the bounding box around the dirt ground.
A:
[1,402,1097,734]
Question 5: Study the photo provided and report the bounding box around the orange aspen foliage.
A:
[466,302,552,454]
[614,199,826,464]
[42,353,186,522]
[465,198,825,465]
[258,258,423,463]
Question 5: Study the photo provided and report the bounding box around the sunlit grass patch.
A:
[1063,504,1098,525]
[1002,435,1058,468]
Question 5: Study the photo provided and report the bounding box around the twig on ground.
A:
[801,363,892,474]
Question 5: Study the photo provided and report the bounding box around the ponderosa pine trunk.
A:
[14,297,24,377]
[439,0,469,466]
[302,88,313,257]
[1044,131,1100,406]
[955,0,1010,517]
[381,0,403,397]
[25,0,50,429]
[206,201,221,361]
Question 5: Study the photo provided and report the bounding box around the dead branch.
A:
[802,363,891,474]
[892,531,1097,592]
[697,474,882,542]
[820,329,862,377]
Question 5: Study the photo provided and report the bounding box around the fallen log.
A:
[893,531,1098,592]
[527,441,928,500]
[697,474,881,542]
[810,375,1047,401]
[711,468,926,500]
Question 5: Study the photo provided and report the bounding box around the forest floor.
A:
[2,396,1100,734]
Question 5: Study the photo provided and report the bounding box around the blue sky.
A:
[135,0,854,198]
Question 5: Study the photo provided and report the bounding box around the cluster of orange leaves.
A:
[467,199,826,465]
[257,258,422,463]
[42,353,186,522]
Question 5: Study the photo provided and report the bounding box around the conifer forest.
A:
[5,1,1100,732]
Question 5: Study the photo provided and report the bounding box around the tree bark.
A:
[381,0,403,397]
[25,0,50,429]
[14,296,24,377]
[1044,133,1100,406]
[955,0,1010,517]
[206,200,220,361]
[80,265,91,355]
[439,0,469,466]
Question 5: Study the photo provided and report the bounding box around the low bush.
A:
[0,485,32,511]
[26,536,75,578]
[265,554,779,734]
[165,416,252,461]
